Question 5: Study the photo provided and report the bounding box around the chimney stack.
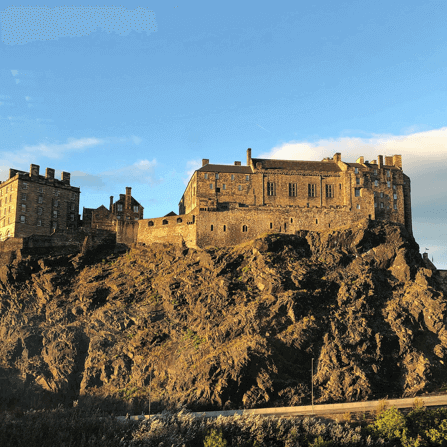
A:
[385,156,393,166]
[110,196,113,212]
[356,156,364,164]
[45,167,55,180]
[247,148,252,166]
[202,159,209,167]
[61,171,71,185]
[125,187,132,210]
[234,161,241,166]
[30,164,40,178]
[333,153,341,163]
[393,155,402,169]
[378,155,383,169]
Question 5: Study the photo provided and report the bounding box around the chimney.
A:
[9,168,18,179]
[45,167,55,180]
[385,156,393,166]
[393,155,402,169]
[61,171,70,185]
[109,196,113,212]
[125,187,131,210]
[247,148,252,166]
[202,159,209,167]
[333,153,341,163]
[356,156,364,164]
[234,161,241,166]
[30,164,40,178]
[378,155,383,169]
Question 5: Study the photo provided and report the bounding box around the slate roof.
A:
[197,164,253,174]
[251,158,342,172]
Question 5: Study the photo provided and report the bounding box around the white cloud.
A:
[11,70,18,76]
[183,159,201,185]
[101,159,159,185]
[25,96,31,101]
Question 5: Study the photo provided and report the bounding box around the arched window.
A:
[162,219,168,225]
[148,221,154,227]
[242,225,248,233]
[177,218,183,223]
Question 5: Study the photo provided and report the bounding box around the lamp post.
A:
[311,358,314,414]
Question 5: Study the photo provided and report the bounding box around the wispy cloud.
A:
[101,159,159,185]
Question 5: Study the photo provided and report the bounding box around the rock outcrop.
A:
[0,219,446,413]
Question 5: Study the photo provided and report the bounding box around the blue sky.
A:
[1,1,447,267]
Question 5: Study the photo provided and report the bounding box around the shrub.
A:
[368,406,407,441]
[204,429,228,447]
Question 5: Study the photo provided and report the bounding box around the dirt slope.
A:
[0,219,446,413]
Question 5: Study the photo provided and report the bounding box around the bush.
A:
[368,406,407,441]
[204,429,228,447]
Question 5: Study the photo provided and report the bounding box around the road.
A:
[117,394,447,422]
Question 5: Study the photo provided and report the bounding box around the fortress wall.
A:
[137,213,197,248]
[196,206,373,248]
[116,220,139,245]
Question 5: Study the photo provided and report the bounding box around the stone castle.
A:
[0,149,411,250]
[137,149,411,248]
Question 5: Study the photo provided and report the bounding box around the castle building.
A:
[82,187,143,230]
[0,164,80,240]
[137,149,412,248]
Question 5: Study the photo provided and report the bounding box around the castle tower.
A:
[125,187,132,210]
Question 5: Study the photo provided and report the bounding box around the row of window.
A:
[204,173,250,181]
[267,182,337,198]
[114,204,139,212]
[0,186,14,195]
[1,214,74,226]
[21,183,77,199]
[210,184,244,191]
[354,167,392,177]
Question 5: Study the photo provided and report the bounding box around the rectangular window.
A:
[326,184,334,198]
[204,173,208,179]
[245,175,249,181]
[54,191,59,196]
[393,184,396,190]
[356,177,360,185]
[22,182,28,189]
[38,207,42,215]
[355,167,359,174]
[380,192,384,198]
[356,204,361,209]
[38,196,43,204]
[308,184,316,197]
[70,203,75,211]
[386,170,391,177]
[374,180,379,187]
[374,203,377,208]
[38,186,44,193]
[222,184,226,190]
[37,219,42,226]
[53,210,58,218]
[133,205,139,212]
[267,182,276,196]
[54,200,59,207]
[6,187,9,193]
[21,204,26,212]
[117,204,123,211]
[215,173,219,179]
[22,193,26,201]
[0,200,2,207]
[20,215,25,223]
[210,183,213,190]
[374,169,378,175]
[289,183,297,197]
[231,174,235,181]
[9,195,11,203]
[238,185,242,191]
[8,206,10,213]
[393,193,397,200]
[355,188,361,197]
[5,197,8,204]
[387,181,391,188]
[380,202,384,208]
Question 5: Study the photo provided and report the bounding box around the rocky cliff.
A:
[0,219,446,413]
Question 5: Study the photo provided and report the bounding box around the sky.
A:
[1,1,447,267]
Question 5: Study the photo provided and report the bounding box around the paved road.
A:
[117,394,447,422]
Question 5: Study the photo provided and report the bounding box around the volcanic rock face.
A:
[0,219,446,412]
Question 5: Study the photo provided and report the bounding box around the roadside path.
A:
[117,394,447,422]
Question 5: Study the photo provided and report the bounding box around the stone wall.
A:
[137,213,197,247]
[116,220,139,245]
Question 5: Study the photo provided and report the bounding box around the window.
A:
[393,184,396,190]
[38,186,43,193]
[394,203,397,210]
[0,190,2,196]
[270,222,273,229]
[70,215,75,221]
[355,167,359,174]
[308,184,316,197]
[223,225,226,232]
[356,177,360,185]
[387,181,391,188]
[231,174,235,181]
[290,218,293,223]
[210,225,214,231]
[238,185,242,191]
[393,193,397,200]
[162,219,168,225]
[21,204,26,212]
[54,191,59,196]
[148,221,154,227]
[355,188,360,197]
[37,219,42,226]
[71,192,75,199]
[8,206,10,213]
[54,200,59,207]
[386,170,391,177]
[4,197,7,204]
[177,218,183,223]
[267,182,276,196]
[117,204,123,211]
[117,216,121,220]
[135,217,138,220]
[374,180,379,187]
[210,183,213,190]
[0,200,2,207]
[374,203,377,208]
[325,184,334,198]
[380,192,384,198]
[380,202,384,208]
[22,182,28,189]
[95,214,99,218]
[215,173,219,179]
[7,217,10,224]
[22,193,26,201]
[20,215,25,223]
[126,216,130,220]
[356,204,360,209]
[6,187,8,193]
[38,196,43,204]
[222,184,226,190]
[9,195,11,203]
[53,210,58,218]
[52,222,57,230]
[70,203,75,211]
[133,205,139,212]
[204,173,208,179]
[339,183,342,189]
[242,225,248,232]
[289,183,297,197]
[245,175,249,181]
[374,169,378,175]
[373,192,376,197]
